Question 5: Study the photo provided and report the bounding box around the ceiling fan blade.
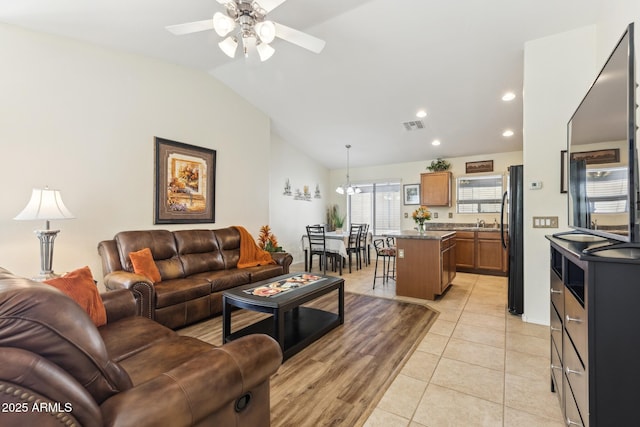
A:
[166,19,214,36]
[256,0,288,13]
[274,22,325,54]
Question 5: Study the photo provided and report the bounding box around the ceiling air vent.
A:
[402,120,425,131]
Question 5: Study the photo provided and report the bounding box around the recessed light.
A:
[502,129,514,137]
[502,92,516,101]
[432,139,441,146]
[416,110,427,118]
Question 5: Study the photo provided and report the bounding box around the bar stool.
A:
[385,236,397,280]
[373,239,395,288]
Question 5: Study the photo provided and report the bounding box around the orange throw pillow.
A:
[129,247,162,283]
[44,266,107,327]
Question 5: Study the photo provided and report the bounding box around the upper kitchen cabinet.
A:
[420,172,452,207]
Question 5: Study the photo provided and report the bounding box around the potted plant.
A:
[257,225,284,252]
[327,204,346,232]
[427,159,451,172]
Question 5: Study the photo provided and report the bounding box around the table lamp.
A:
[14,187,75,280]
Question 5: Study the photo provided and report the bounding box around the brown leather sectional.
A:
[0,267,282,427]
[98,227,293,329]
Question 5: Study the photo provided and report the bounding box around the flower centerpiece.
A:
[412,206,432,233]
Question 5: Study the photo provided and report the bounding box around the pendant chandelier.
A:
[335,144,361,196]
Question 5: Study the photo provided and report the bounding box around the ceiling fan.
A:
[166,0,326,62]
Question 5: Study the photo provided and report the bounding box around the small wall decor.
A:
[294,186,312,201]
[570,148,620,165]
[465,160,493,174]
[403,184,420,205]
[283,178,292,196]
[314,184,322,199]
[154,137,216,224]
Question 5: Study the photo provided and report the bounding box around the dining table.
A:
[301,230,372,272]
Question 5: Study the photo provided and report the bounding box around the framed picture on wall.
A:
[560,150,568,193]
[403,183,420,205]
[465,160,494,173]
[154,137,216,224]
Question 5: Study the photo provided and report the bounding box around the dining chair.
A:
[306,225,341,275]
[357,223,370,268]
[373,238,395,288]
[345,224,362,273]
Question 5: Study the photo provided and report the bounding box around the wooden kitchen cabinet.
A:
[420,172,452,207]
[456,230,507,276]
[477,232,504,272]
[394,231,456,300]
[454,231,475,269]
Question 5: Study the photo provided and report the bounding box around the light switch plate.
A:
[533,216,559,228]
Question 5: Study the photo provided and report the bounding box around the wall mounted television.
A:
[567,23,638,244]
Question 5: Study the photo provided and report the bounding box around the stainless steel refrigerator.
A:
[501,165,524,315]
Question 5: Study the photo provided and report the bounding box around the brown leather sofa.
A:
[98,228,293,329]
[0,267,282,427]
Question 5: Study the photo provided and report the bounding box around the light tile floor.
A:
[292,256,564,427]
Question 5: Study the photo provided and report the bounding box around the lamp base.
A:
[31,272,61,282]
[34,229,60,281]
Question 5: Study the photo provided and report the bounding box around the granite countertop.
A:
[384,230,456,240]
[422,222,506,232]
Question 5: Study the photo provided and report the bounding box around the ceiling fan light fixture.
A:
[219,36,238,58]
[213,12,236,37]
[257,42,275,61]
[255,20,276,43]
[242,35,257,58]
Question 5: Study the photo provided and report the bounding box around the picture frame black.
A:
[560,150,568,193]
[154,137,216,224]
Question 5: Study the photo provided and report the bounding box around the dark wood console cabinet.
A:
[547,235,640,426]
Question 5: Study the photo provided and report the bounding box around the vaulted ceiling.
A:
[0,0,602,168]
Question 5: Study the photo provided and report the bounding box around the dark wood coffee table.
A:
[222,273,344,360]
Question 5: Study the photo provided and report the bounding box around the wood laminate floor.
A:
[179,275,437,427]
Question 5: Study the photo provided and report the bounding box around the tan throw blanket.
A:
[234,226,277,268]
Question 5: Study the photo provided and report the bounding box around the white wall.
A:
[329,151,523,233]
[269,134,329,264]
[0,24,271,288]
[521,2,640,325]
[522,26,597,324]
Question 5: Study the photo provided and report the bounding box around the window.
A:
[587,167,627,213]
[457,175,504,214]
[349,182,401,235]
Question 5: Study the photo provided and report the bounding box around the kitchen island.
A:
[385,230,456,300]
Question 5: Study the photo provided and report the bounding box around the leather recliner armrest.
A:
[269,252,293,273]
[101,289,138,323]
[0,348,103,427]
[100,334,282,427]
[103,272,155,320]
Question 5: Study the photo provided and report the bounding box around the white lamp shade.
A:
[14,188,75,221]
[256,42,275,61]
[335,186,345,195]
[219,36,238,58]
[213,12,236,37]
[255,20,276,44]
